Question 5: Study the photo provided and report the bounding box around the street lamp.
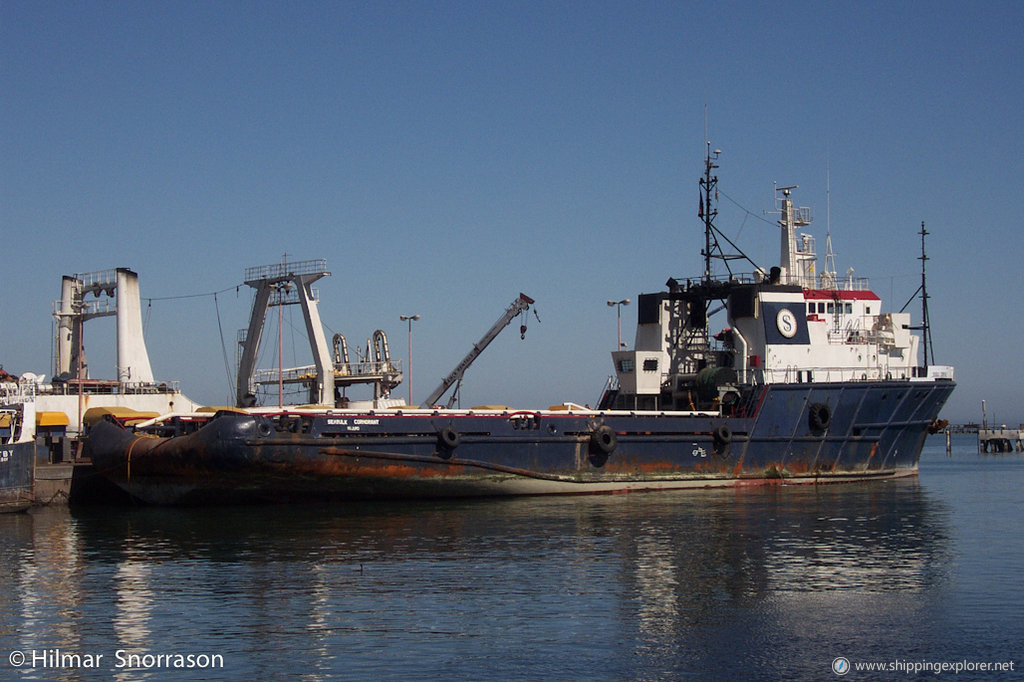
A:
[399,314,420,405]
[606,299,630,349]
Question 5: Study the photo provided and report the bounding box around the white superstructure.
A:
[4,268,201,442]
[607,178,953,412]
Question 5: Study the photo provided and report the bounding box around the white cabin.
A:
[607,185,953,411]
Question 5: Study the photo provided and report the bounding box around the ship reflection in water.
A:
[0,479,955,678]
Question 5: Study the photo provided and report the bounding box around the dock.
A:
[976,400,1023,453]
[978,427,1024,453]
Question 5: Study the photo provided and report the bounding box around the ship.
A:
[84,146,955,504]
[3,268,203,504]
[0,385,36,512]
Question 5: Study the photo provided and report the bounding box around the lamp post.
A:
[606,299,630,349]
[399,314,420,405]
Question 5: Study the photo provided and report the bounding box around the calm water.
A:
[1,434,1021,680]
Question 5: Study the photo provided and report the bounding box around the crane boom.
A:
[420,293,535,408]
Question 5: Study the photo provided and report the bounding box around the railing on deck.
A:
[752,364,920,384]
[244,259,328,284]
[254,361,402,385]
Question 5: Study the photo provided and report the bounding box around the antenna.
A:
[826,149,831,238]
[825,143,831,236]
[822,154,838,289]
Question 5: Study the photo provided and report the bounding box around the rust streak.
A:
[319,447,580,483]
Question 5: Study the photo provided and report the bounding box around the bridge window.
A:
[642,358,659,372]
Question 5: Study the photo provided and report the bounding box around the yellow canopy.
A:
[83,406,160,427]
[196,406,248,413]
[36,411,70,427]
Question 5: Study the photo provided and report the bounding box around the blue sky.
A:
[2,1,1021,422]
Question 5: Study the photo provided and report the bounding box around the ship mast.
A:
[696,142,760,287]
[899,221,935,370]
[919,221,934,366]
[699,141,720,283]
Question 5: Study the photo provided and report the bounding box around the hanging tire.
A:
[713,424,732,445]
[808,402,831,431]
[590,425,617,454]
[437,426,461,450]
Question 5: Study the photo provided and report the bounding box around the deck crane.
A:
[420,293,536,409]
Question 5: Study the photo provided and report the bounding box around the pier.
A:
[975,400,1024,452]
[978,427,1024,453]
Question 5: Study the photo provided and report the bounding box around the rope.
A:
[138,284,243,402]
[143,285,239,303]
[717,188,777,228]
[214,292,234,399]
[124,433,160,482]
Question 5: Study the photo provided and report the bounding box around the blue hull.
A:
[0,442,35,512]
[85,380,954,505]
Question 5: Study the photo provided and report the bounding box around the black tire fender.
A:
[590,425,617,454]
[437,426,461,450]
[808,402,831,431]
[713,424,732,445]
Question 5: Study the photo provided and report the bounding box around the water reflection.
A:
[0,510,86,669]
[612,481,953,677]
[113,560,153,675]
[0,479,952,678]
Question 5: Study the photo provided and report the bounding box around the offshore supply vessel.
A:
[84,147,955,504]
[3,268,202,506]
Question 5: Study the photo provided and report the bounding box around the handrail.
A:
[243,258,328,284]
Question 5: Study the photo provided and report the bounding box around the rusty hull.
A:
[83,378,954,505]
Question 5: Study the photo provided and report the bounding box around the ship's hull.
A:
[84,380,955,505]
[0,442,35,512]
